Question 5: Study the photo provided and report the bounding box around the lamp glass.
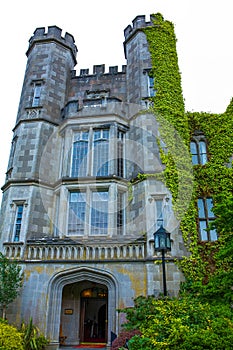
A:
[153,225,171,251]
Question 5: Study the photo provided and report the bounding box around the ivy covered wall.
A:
[143,13,233,284]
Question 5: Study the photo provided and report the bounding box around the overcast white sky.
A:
[0,0,233,204]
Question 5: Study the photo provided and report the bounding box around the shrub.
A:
[0,318,24,350]
[111,329,141,350]
[128,334,153,350]
[119,296,233,349]
[20,317,49,350]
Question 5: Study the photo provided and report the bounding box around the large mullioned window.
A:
[71,128,126,178]
[69,126,126,236]
[68,190,109,236]
[71,129,110,177]
[68,188,126,236]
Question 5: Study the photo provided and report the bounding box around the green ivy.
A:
[143,13,233,286]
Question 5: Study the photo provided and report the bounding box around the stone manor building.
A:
[0,15,188,348]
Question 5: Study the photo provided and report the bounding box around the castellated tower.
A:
[17,25,77,125]
[124,15,155,103]
[0,16,187,349]
[1,27,77,242]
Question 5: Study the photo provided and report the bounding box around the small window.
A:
[144,69,156,98]
[8,135,18,172]
[32,83,42,107]
[147,75,155,97]
[190,140,207,165]
[197,197,217,241]
[155,199,164,229]
[13,205,24,242]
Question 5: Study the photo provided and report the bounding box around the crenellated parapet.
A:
[74,64,127,77]
[26,25,77,63]
[124,14,156,42]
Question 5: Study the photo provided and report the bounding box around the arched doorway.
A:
[59,282,108,344]
[80,285,108,343]
[46,267,118,348]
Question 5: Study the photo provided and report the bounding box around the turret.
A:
[2,27,77,219]
[123,15,155,104]
[16,26,77,125]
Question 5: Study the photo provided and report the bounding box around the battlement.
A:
[72,64,127,77]
[27,25,77,63]
[124,14,156,41]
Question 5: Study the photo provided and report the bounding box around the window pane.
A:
[102,130,109,139]
[68,192,86,235]
[117,132,124,177]
[71,139,88,177]
[32,84,41,107]
[198,198,205,218]
[82,131,89,140]
[206,198,215,218]
[94,130,101,140]
[34,85,41,97]
[93,130,109,176]
[156,200,163,229]
[210,229,218,241]
[117,192,125,235]
[199,220,208,240]
[118,130,124,141]
[197,197,217,241]
[14,205,24,242]
[91,191,108,234]
[190,141,197,154]
[190,141,198,165]
[148,75,155,97]
[199,141,206,153]
[199,141,207,164]
[74,132,81,142]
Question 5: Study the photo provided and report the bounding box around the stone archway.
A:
[45,266,118,348]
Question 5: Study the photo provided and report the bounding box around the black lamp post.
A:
[153,225,171,296]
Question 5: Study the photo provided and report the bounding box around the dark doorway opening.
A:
[80,286,108,343]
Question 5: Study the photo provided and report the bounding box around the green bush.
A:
[0,319,24,350]
[128,334,153,350]
[20,317,49,350]
[120,296,233,349]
